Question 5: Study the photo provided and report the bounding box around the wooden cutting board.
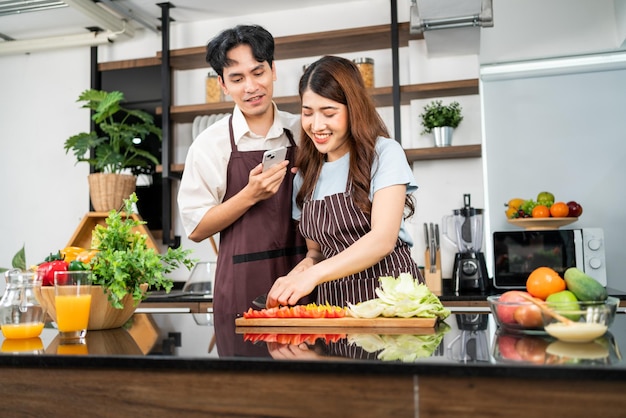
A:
[234,316,437,328]
[235,326,436,335]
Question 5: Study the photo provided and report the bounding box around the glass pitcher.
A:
[0,269,46,339]
[442,194,485,253]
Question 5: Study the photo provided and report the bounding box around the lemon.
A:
[546,290,581,321]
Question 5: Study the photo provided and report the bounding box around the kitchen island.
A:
[1,310,625,417]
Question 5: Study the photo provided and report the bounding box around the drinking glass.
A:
[54,271,92,341]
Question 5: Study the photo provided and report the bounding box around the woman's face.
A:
[301,89,349,162]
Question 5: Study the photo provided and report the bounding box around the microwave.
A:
[492,228,606,289]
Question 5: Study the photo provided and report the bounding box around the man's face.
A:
[219,44,276,119]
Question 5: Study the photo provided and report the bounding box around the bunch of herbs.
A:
[89,193,196,309]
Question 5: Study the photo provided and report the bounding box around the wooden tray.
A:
[234,316,437,328]
[67,212,160,252]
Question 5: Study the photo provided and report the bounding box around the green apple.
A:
[537,191,555,207]
[546,290,580,321]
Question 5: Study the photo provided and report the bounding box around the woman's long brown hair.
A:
[296,55,415,218]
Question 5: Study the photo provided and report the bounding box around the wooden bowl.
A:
[37,283,148,331]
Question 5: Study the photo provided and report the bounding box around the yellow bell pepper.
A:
[75,249,98,264]
[60,246,85,263]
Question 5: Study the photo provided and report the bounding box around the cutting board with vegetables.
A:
[234,316,437,328]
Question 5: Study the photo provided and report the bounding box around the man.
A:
[177,25,307,317]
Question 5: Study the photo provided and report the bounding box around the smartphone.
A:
[262,146,288,172]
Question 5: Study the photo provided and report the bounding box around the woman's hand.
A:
[267,342,323,360]
[266,243,323,307]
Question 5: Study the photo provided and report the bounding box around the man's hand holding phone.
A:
[245,147,289,203]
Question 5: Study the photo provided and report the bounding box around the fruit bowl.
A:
[492,330,552,364]
[541,298,616,343]
[507,217,578,230]
[488,294,619,334]
[493,329,618,365]
[488,294,546,333]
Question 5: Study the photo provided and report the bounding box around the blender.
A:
[442,194,489,294]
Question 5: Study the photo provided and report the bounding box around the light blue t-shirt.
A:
[293,137,417,246]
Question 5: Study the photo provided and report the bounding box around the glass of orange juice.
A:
[54,271,92,341]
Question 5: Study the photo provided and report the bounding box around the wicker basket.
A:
[88,173,137,212]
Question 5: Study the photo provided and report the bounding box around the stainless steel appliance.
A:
[443,194,489,294]
[446,313,490,363]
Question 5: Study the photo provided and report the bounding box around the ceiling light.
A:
[410,0,493,34]
[0,30,115,56]
[0,0,67,17]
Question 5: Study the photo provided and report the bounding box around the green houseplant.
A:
[63,89,162,211]
[419,100,463,134]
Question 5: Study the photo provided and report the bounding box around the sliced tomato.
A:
[242,303,347,319]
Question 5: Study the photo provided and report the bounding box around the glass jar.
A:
[0,270,46,339]
[353,57,375,88]
[205,68,223,103]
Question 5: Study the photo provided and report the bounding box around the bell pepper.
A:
[68,260,88,271]
[37,260,68,286]
[60,246,86,263]
[75,249,98,264]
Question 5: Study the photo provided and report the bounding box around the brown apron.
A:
[213,116,307,316]
[300,188,423,307]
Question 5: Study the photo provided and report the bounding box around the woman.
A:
[266,55,423,308]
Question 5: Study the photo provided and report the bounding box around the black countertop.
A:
[145,278,626,304]
[1,310,625,382]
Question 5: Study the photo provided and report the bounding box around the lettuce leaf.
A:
[347,273,451,320]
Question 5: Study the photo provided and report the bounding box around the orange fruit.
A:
[531,205,550,218]
[526,267,566,300]
[549,202,569,217]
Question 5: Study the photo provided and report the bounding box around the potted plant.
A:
[39,193,197,330]
[63,89,162,211]
[419,100,463,147]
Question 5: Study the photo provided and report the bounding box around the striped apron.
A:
[299,189,423,307]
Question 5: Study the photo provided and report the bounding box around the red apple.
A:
[566,201,583,217]
[496,334,523,361]
[496,291,533,325]
[513,304,543,328]
[515,336,549,364]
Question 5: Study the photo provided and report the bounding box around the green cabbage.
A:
[347,273,451,320]
[348,323,451,362]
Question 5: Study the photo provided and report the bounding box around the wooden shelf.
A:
[404,144,482,162]
[156,22,422,71]
[157,79,479,123]
[156,145,481,175]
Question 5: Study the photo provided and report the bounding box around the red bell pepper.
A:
[37,260,68,286]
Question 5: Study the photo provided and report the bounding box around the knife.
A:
[429,223,437,273]
[252,293,267,309]
[434,223,441,271]
[424,223,431,272]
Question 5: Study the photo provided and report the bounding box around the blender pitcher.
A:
[442,194,484,252]
[442,194,489,293]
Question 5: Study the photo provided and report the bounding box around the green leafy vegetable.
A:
[0,245,27,273]
[89,193,197,309]
[348,323,450,362]
[347,273,451,320]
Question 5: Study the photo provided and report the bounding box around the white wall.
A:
[0,0,623,288]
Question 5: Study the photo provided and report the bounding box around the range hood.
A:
[410,0,493,56]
